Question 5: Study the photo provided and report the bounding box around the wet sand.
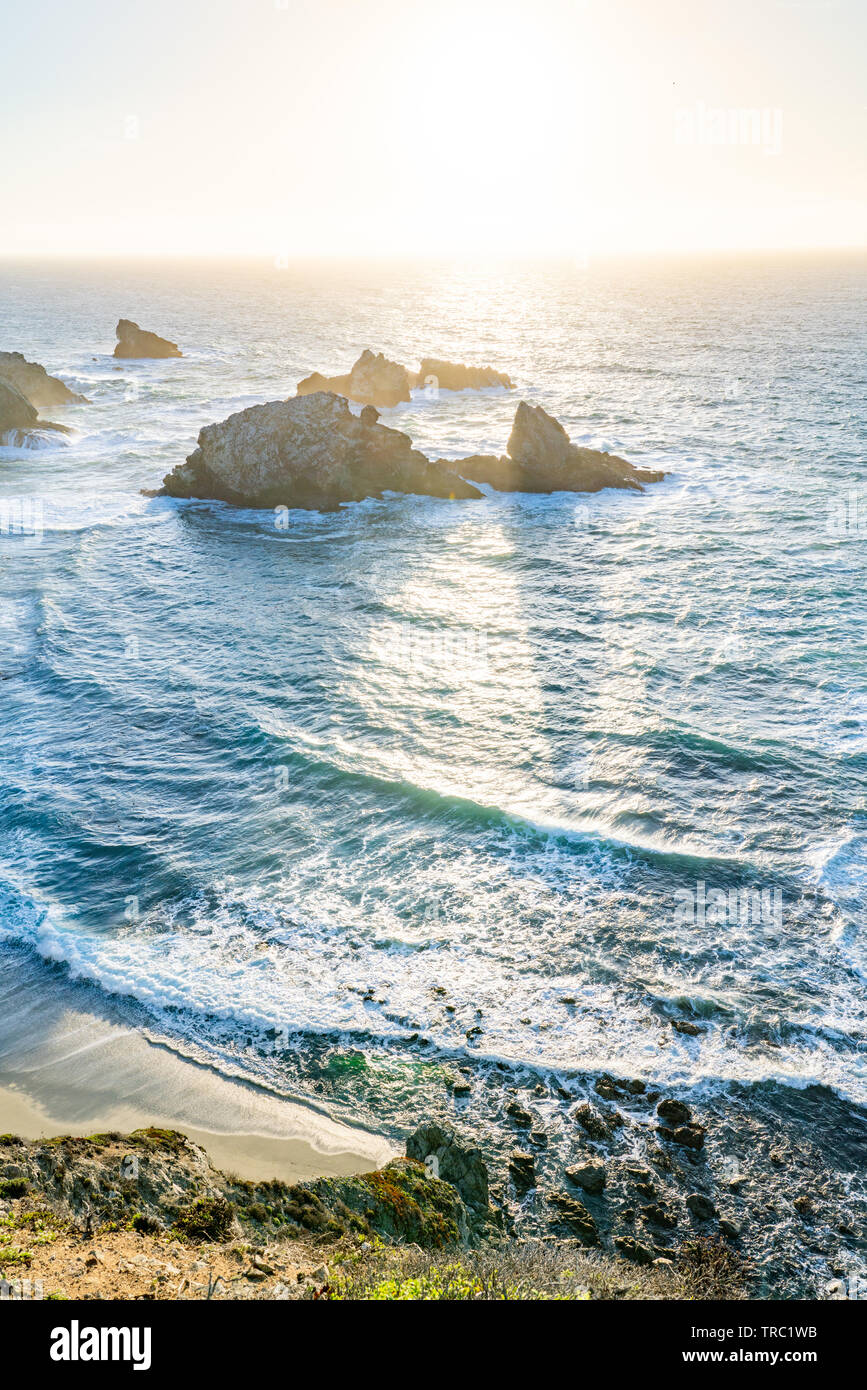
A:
[0,949,395,1182]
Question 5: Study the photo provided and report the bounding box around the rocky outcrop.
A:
[114,319,182,359]
[161,391,482,509]
[565,1159,607,1194]
[0,352,88,407]
[0,378,39,435]
[452,402,666,495]
[297,350,411,408]
[405,1121,490,1212]
[0,378,69,442]
[413,358,513,392]
[297,350,514,407]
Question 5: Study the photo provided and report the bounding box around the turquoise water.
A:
[0,255,865,1154]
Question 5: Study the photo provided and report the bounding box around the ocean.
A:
[1,253,865,1291]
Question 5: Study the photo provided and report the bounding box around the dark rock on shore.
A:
[509,1150,536,1194]
[114,319,182,359]
[547,1190,599,1244]
[565,1159,607,1194]
[297,350,411,408]
[0,351,88,407]
[161,391,483,509]
[657,1098,692,1126]
[405,1121,489,1212]
[615,1235,655,1265]
[454,402,666,496]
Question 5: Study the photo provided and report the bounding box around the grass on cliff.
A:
[325,1234,750,1301]
[325,1240,676,1301]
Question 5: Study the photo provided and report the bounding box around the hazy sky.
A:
[3,0,865,256]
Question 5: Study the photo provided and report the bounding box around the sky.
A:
[2,0,865,257]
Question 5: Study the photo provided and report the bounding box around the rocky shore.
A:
[0,1123,745,1301]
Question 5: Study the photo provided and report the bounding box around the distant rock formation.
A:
[0,377,69,442]
[297,350,514,407]
[0,352,88,407]
[451,402,666,494]
[413,358,513,392]
[297,350,411,408]
[114,319,182,359]
[160,391,483,509]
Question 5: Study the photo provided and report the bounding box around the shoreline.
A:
[0,950,395,1184]
[0,1082,391,1184]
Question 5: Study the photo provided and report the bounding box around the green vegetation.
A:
[0,1178,28,1199]
[328,1261,593,1300]
[129,1212,162,1235]
[171,1196,234,1243]
[326,1238,682,1301]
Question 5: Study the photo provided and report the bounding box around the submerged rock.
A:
[413,357,513,392]
[297,350,411,408]
[0,351,88,407]
[161,391,482,509]
[114,319,182,359]
[455,401,666,495]
[686,1192,717,1221]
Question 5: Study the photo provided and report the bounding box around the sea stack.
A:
[114,319,183,359]
[0,378,69,442]
[297,350,412,408]
[297,350,515,408]
[413,358,513,392]
[160,391,482,509]
[451,401,666,494]
[0,352,88,407]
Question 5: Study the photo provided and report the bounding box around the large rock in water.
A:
[0,378,39,435]
[413,357,513,391]
[453,401,666,494]
[0,352,88,407]
[161,391,483,509]
[114,319,182,359]
[297,350,411,408]
[0,378,69,442]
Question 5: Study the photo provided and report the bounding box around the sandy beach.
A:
[0,949,394,1183]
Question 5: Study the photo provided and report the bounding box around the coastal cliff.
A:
[0,1124,748,1301]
